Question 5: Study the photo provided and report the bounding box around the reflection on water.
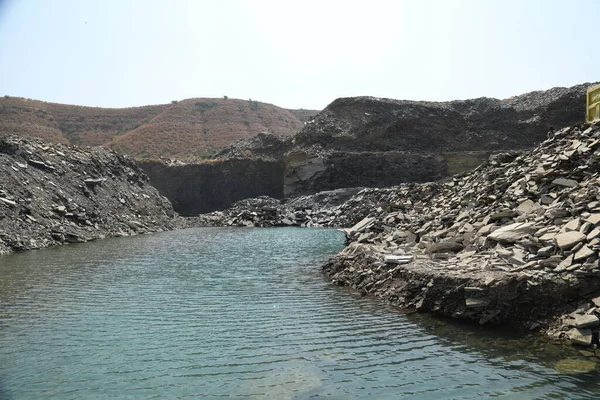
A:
[0,227,599,399]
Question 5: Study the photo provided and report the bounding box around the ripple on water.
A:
[0,227,599,399]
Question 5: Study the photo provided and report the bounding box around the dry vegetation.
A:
[0,96,315,160]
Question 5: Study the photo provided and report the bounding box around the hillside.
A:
[0,96,311,160]
[108,98,304,159]
[285,83,594,195]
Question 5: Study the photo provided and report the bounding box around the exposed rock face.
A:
[0,136,180,255]
[140,158,284,216]
[285,83,593,196]
[215,132,291,161]
[285,151,451,195]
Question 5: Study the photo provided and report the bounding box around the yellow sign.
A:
[587,83,600,122]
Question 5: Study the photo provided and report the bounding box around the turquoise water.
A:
[0,227,599,399]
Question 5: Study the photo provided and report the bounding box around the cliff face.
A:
[285,83,592,196]
[0,136,180,255]
[139,158,284,216]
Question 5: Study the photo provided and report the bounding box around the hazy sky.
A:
[0,0,597,109]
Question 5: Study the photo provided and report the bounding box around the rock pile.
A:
[0,136,181,255]
[191,188,366,228]
[323,122,600,346]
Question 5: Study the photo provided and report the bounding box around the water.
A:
[0,227,599,399]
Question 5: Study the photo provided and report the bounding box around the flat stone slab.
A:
[552,178,579,188]
[574,314,600,329]
[342,217,375,235]
[487,222,537,243]
[384,255,413,265]
[554,231,586,250]
[566,328,593,346]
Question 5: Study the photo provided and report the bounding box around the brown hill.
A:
[0,96,311,160]
[108,98,305,159]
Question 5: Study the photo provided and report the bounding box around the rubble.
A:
[319,121,600,348]
[0,136,182,255]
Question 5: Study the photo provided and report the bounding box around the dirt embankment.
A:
[0,136,182,255]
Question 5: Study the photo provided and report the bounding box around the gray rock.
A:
[552,178,578,188]
[428,241,463,254]
[566,328,593,346]
[573,246,595,262]
[574,314,600,329]
[384,255,413,265]
[487,222,537,243]
[555,231,587,250]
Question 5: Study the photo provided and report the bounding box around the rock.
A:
[0,197,16,206]
[384,255,413,265]
[562,218,581,232]
[489,210,518,221]
[554,254,574,272]
[573,246,595,262]
[552,178,578,188]
[574,314,600,329]
[555,358,597,374]
[587,214,600,225]
[586,227,600,241]
[487,222,537,243]
[428,241,463,254]
[0,136,180,255]
[28,159,55,171]
[516,199,537,215]
[566,328,593,346]
[540,194,555,205]
[84,178,106,186]
[341,217,376,235]
[465,298,490,308]
[554,231,587,250]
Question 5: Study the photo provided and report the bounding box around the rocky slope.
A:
[285,83,593,196]
[320,121,600,342]
[0,136,181,255]
[0,96,313,160]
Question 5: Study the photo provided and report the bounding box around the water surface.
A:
[0,227,598,399]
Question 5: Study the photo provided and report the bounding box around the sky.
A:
[0,0,597,110]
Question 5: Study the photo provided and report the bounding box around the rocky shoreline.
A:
[195,121,600,351]
[321,122,600,347]
[0,136,182,255]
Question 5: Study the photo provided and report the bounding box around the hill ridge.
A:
[0,96,319,160]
